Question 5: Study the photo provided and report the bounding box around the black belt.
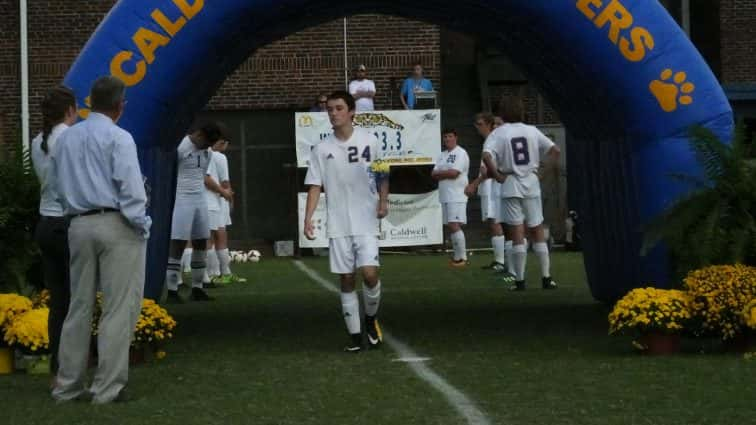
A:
[72,208,119,218]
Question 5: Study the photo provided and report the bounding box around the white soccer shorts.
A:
[208,209,222,231]
[329,235,380,274]
[500,197,544,228]
[171,199,211,241]
[442,202,467,225]
[221,199,232,226]
[479,195,502,223]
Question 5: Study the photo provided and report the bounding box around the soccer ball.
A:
[247,250,261,263]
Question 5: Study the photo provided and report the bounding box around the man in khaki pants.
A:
[50,76,151,404]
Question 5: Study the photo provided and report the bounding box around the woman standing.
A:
[30,86,77,376]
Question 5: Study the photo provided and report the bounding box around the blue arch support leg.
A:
[63,0,732,302]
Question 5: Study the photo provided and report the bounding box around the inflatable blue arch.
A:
[62,0,732,302]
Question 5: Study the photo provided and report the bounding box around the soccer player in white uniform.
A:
[432,128,470,267]
[483,98,560,291]
[205,139,246,285]
[165,122,231,302]
[466,113,511,277]
[304,90,389,353]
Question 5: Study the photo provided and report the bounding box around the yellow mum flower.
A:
[370,159,391,174]
[3,308,49,352]
[608,288,692,335]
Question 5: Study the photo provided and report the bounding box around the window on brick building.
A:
[661,0,721,78]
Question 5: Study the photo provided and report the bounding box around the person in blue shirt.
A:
[400,63,433,110]
[51,76,150,404]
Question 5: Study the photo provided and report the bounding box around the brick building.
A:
[1,1,754,242]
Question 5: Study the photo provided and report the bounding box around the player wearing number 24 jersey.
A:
[304,91,389,353]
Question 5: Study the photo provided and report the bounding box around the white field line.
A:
[292,260,492,425]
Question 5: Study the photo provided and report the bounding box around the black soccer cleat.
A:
[190,287,214,301]
[542,277,558,290]
[482,261,504,270]
[344,333,363,353]
[166,290,184,304]
[509,280,526,291]
[365,316,383,348]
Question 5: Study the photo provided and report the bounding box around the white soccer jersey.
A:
[305,128,381,238]
[478,136,502,197]
[433,145,469,203]
[483,123,555,198]
[176,136,212,199]
[204,151,224,211]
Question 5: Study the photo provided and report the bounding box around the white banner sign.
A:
[295,109,442,168]
[297,192,443,248]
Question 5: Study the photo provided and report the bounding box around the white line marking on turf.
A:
[391,356,432,363]
[293,260,492,425]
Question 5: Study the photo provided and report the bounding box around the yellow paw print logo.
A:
[649,69,695,113]
[77,96,91,120]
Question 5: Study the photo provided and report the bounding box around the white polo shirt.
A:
[31,123,68,217]
[304,128,381,238]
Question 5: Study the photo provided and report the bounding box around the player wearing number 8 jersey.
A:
[482,97,560,291]
[304,91,389,353]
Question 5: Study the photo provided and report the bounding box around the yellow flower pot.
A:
[0,347,14,374]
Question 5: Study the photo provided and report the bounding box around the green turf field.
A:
[1,252,754,425]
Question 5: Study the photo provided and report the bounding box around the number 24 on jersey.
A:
[347,146,371,163]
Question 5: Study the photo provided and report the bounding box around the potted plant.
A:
[683,264,756,351]
[642,124,756,279]
[609,288,693,355]
[3,307,50,374]
[131,299,177,363]
[91,297,177,365]
[0,293,34,374]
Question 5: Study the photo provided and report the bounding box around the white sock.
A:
[505,241,514,275]
[492,236,506,265]
[340,291,361,335]
[181,248,192,273]
[218,248,232,275]
[512,244,527,281]
[191,250,206,289]
[202,270,211,284]
[533,242,551,279]
[206,248,220,277]
[363,281,381,317]
[166,257,181,291]
[451,230,467,261]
